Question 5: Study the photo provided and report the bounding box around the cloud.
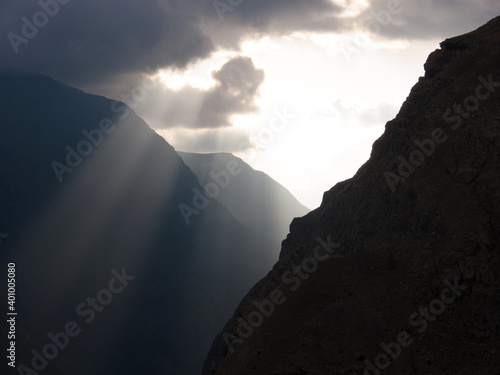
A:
[0,0,213,85]
[206,0,344,39]
[355,0,500,40]
[197,56,265,127]
[358,102,399,127]
[330,99,399,128]
[136,56,265,129]
[0,0,497,90]
[0,0,340,87]
[159,127,255,153]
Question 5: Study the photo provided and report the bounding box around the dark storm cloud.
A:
[209,0,343,32]
[0,0,214,85]
[0,0,498,88]
[0,0,341,87]
[197,56,265,127]
[137,56,264,129]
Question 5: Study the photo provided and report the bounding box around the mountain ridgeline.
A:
[203,16,500,375]
[0,74,291,374]
[178,152,310,248]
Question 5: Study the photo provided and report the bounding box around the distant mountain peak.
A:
[178,151,309,248]
[0,72,278,375]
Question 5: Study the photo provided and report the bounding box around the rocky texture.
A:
[178,152,310,248]
[203,16,500,375]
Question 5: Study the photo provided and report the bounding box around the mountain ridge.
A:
[203,15,500,375]
[0,72,276,375]
[178,151,310,247]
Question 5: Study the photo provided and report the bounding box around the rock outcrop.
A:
[203,16,500,375]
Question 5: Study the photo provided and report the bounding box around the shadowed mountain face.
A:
[203,16,500,375]
[0,74,277,375]
[178,152,310,248]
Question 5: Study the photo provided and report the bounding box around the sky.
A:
[1,0,499,209]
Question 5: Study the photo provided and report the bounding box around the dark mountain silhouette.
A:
[178,152,310,248]
[0,73,277,375]
[203,16,500,375]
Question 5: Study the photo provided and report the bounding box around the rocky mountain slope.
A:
[178,152,310,248]
[203,16,500,375]
[0,74,276,375]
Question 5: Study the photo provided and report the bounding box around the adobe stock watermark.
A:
[253,106,297,149]
[213,0,243,22]
[16,268,135,375]
[384,73,500,192]
[361,277,467,375]
[52,65,160,183]
[51,119,116,183]
[223,235,341,353]
[110,66,159,112]
[7,262,17,368]
[341,0,410,62]
[178,160,242,224]
[7,0,71,55]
